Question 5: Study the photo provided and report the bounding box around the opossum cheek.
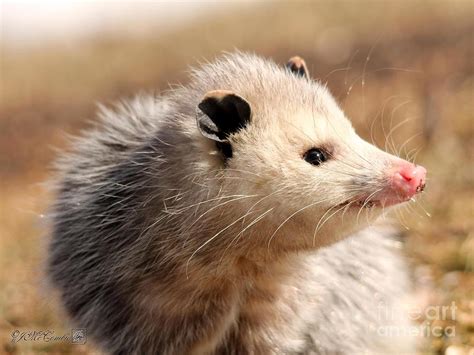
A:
[383,160,427,205]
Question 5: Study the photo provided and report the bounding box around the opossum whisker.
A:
[231,186,286,236]
[379,100,393,156]
[356,188,384,226]
[320,112,374,167]
[204,176,259,184]
[144,193,259,251]
[369,95,403,148]
[385,114,415,155]
[344,49,359,88]
[182,169,260,186]
[338,50,360,105]
[322,66,353,83]
[184,194,260,234]
[413,198,432,218]
[343,73,362,101]
[186,207,259,278]
[219,207,275,267]
[394,207,410,230]
[365,201,376,226]
[341,199,358,221]
[407,147,419,164]
[180,168,261,185]
[343,66,405,104]
[319,143,371,171]
[362,36,382,122]
[374,67,423,74]
[170,194,255,214]
[407,145,424,164]
[266,197,334,251]
[369,103,381,148]
[343,198,365,225]
[384,100,412,155]
[317,166,366,179]
[328,153,370,171]
[312,204,342,247]
[394,131,422,160]
[341,190,369,197]
[343,65,415,110]
[403,145,419,163]
[221,168,262,177]
[322,182,362,189]
[404,198,427,220]
[381,202,387,220]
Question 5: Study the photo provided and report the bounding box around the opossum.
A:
[47,52,427,354]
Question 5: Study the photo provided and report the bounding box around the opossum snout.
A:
[389,162,427,201]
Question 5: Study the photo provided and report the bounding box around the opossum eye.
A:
[304,148,328,166]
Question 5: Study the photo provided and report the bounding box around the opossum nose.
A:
[391,163,427,198]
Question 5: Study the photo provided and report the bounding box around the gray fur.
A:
[47,53,417,354]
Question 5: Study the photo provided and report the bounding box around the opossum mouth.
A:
[338,195,412,209]
[337,198,382,209]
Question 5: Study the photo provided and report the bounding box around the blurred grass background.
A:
[1,1,473,353]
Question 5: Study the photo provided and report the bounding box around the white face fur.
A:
[194,54,426,251]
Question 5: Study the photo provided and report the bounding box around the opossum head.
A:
[194,53,426,250]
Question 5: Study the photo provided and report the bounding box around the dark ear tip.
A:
[286,56,309,78]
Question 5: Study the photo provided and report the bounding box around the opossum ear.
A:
[197,90,251,143]
[286,56,309,79]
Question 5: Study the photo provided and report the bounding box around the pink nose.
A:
[391,163,427,199]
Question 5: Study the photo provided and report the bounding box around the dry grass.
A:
[1,1,473,353]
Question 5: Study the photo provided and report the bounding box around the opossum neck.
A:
[139,237,305,353]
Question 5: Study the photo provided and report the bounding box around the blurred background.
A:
[1,0,472,353]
